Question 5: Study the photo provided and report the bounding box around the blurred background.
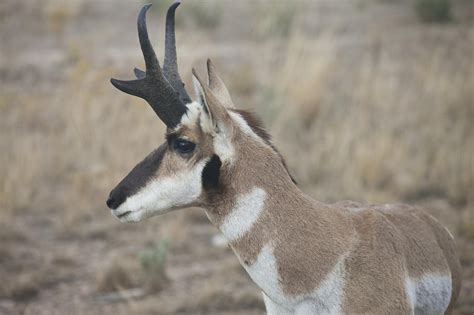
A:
[1,0,473,314]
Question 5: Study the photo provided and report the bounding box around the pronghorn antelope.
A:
[106,2,461,314]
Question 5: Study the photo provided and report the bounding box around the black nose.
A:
[106,187,128,210]
[106,196,119,209]
[106,196,114,209]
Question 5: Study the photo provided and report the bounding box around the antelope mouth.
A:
[117,211,132,219]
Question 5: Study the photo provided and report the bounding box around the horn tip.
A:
[168,1,181,12]
[139,3,152,17]
[110,78,125,91]
[138,3,153,22]
[110,78,124,90]
[133,67,146,79]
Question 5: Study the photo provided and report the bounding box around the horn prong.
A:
[133,68,146,79]
[110,78,145,98]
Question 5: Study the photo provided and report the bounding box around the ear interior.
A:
[192,73,213,121]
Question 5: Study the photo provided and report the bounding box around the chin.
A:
[113,206,174,223]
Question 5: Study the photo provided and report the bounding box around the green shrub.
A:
[138,239,170,292]
[415,0,452,23]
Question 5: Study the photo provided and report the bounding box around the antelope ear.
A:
[207,59,235,109]
[192,68,232,134]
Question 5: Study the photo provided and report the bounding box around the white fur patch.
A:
[263,292,292,315]
[241,243,345,313]
[112,160,207,222]
[212,125,234,163]
[180,101,202,128]
[244,244,284,305]
[220,187,266,241]
[181,99,235,163]
[405,276,417,313]
[298,256,345,315]
[405,274,452,314]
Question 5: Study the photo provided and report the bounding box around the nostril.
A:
[106,197,116,209]
[106,188,127,210]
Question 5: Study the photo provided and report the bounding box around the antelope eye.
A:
[173,139,196,154]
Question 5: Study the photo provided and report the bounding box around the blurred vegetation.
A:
[254,0,301,38]
[1,0,473,313]
[138,239,170,292]
[151,0,222,29]
[97,262,138,293]
[184,1,222,29]
[415,0,452,22]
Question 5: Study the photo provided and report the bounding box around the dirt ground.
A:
[1,0,473,314]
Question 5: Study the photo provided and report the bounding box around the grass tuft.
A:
[138,239,170,292]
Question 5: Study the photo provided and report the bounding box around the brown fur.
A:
[197,65,461,312]
[108,8,462,311]
[417,211,462,313]
[230,108,297,184]
[207,59,235,109]
[127,62,461,313]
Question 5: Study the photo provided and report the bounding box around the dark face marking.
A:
[106,144,167,209]
[202,154,222,190]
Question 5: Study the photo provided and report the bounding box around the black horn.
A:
[110,3,188,129]
[163,1,191,104]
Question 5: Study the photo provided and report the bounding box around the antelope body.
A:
[106,3,461,314]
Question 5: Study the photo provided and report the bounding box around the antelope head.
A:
[106,2,238,222]
[107,2,294,223]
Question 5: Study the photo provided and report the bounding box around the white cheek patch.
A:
[113,160,207,222]
[405,274,452,314]
[220,187,266,241]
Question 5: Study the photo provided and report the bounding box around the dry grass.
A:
[1,0,473,314]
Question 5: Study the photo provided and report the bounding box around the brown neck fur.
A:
[202,128,355,296]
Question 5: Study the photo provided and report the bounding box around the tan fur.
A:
[207,59,235,109]
[117,60,461,313]
[108,6,462,311]
[417,210,462,313]
[196,63,461,313]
